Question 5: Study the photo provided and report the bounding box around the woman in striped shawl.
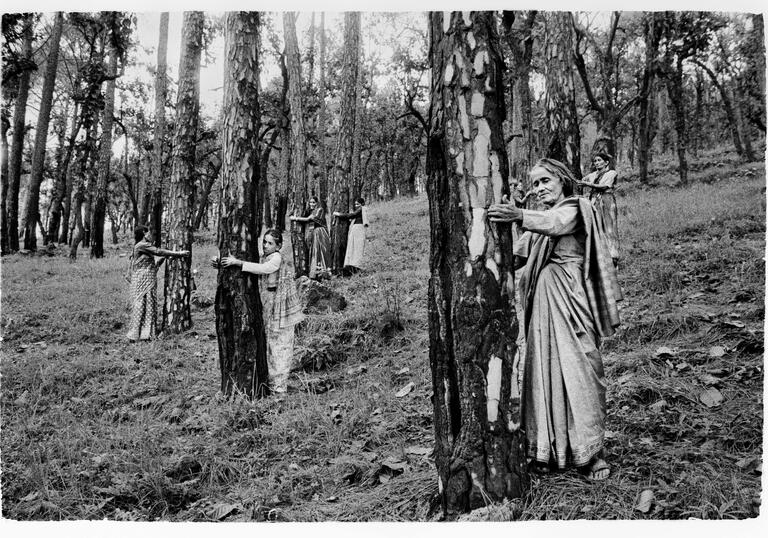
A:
[217,229,305,393]
[489,158,622,482]
[126,225,189,341]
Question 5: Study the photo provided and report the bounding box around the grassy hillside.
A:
[1,152,763,520]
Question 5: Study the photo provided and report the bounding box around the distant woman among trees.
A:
[126,225,189,342]
[333,197,368,275]
[578,153,620,265]
[488,158,622,481]
[216,230,304,393]
[290,196,331,280]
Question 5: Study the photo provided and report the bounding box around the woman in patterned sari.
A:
[489,158,622,481]
[290,196,332,280]
[577,152,620,265]
[217,230,305,393]
[126,225,189,341]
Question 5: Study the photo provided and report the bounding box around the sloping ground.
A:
[1,156,763,521]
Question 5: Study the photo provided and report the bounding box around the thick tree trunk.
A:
[284,12,309,278]
[90,47,118,258]
[665,59,688,185]
[163,11,203,334]
[543,12,581,178]
[215,12,269,399]
[150,12,169,247]
[427,12,527,517]
[7,14,35,252]
[330,12,360,274]
[22,12,63,251]
[317,13,329,206]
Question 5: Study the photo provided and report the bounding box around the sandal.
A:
[581,457,610,482]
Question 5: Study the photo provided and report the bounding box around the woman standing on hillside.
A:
[290,196,332,280]
[216,230,304,393]
[578,152,620,265]
[333,197,369,276]
[488,158,622,481]
[126,225,189,342]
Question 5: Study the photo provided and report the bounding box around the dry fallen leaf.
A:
[405,446,431,456]
[708,346,726,358]
[699,387,724,408]
[635,489,655,513]
[395,382,414,398]
[654,347,676,358]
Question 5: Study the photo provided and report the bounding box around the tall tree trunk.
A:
[733,78,757,162]
[150,12,169,247]
[502,11,537,190]
[7,14,35,252]
[637,13,662,184]
[543,12,581,178]
[665,58,688,185]
[330,12,360,274]
[284,12,309,277]
[427,12,527,517]
[47,102,79,244]
[22,12,63,251]
[193,159,221,231]
[317,12,329,206]
[69,118,99,259]
[90,47,118,258]
[1,114,11,254]
[58,165,74,243]
[215,11,268,399]
[163,11,204,334]
[274,52,290,233]
[43,103,69,245]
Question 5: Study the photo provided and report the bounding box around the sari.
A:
[584,169,620,263]
[242,251,305,392]
[304,207,332,279]
[515,197,622,467]
[126,240,160,341]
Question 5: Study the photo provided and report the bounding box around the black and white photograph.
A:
[0,0,765,531]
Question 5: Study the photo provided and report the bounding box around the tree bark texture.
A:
[317,12,329,205]
[150,12,169,247]
[274,52,290,234]
[163,10,203,334]
[22,12,63,251]
[7,14,35,252]
[637,13,661,184]
[284,12,309,277]
[90,47,118,258]
[215,11,269,399]
[664,58,688,184]
[1,114,10,254]
[427,11,527,517]
[543,12,581,178]
[501,11,537,190]
[330,12,360,274]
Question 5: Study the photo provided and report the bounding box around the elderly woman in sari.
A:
[488,158,622,481]
[577,152,620,265]
[126,225,189,341]
[216,230,305,393]
[290,196,332,280]
[333,197,369,276]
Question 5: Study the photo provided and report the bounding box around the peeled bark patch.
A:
[427,11,527,517]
